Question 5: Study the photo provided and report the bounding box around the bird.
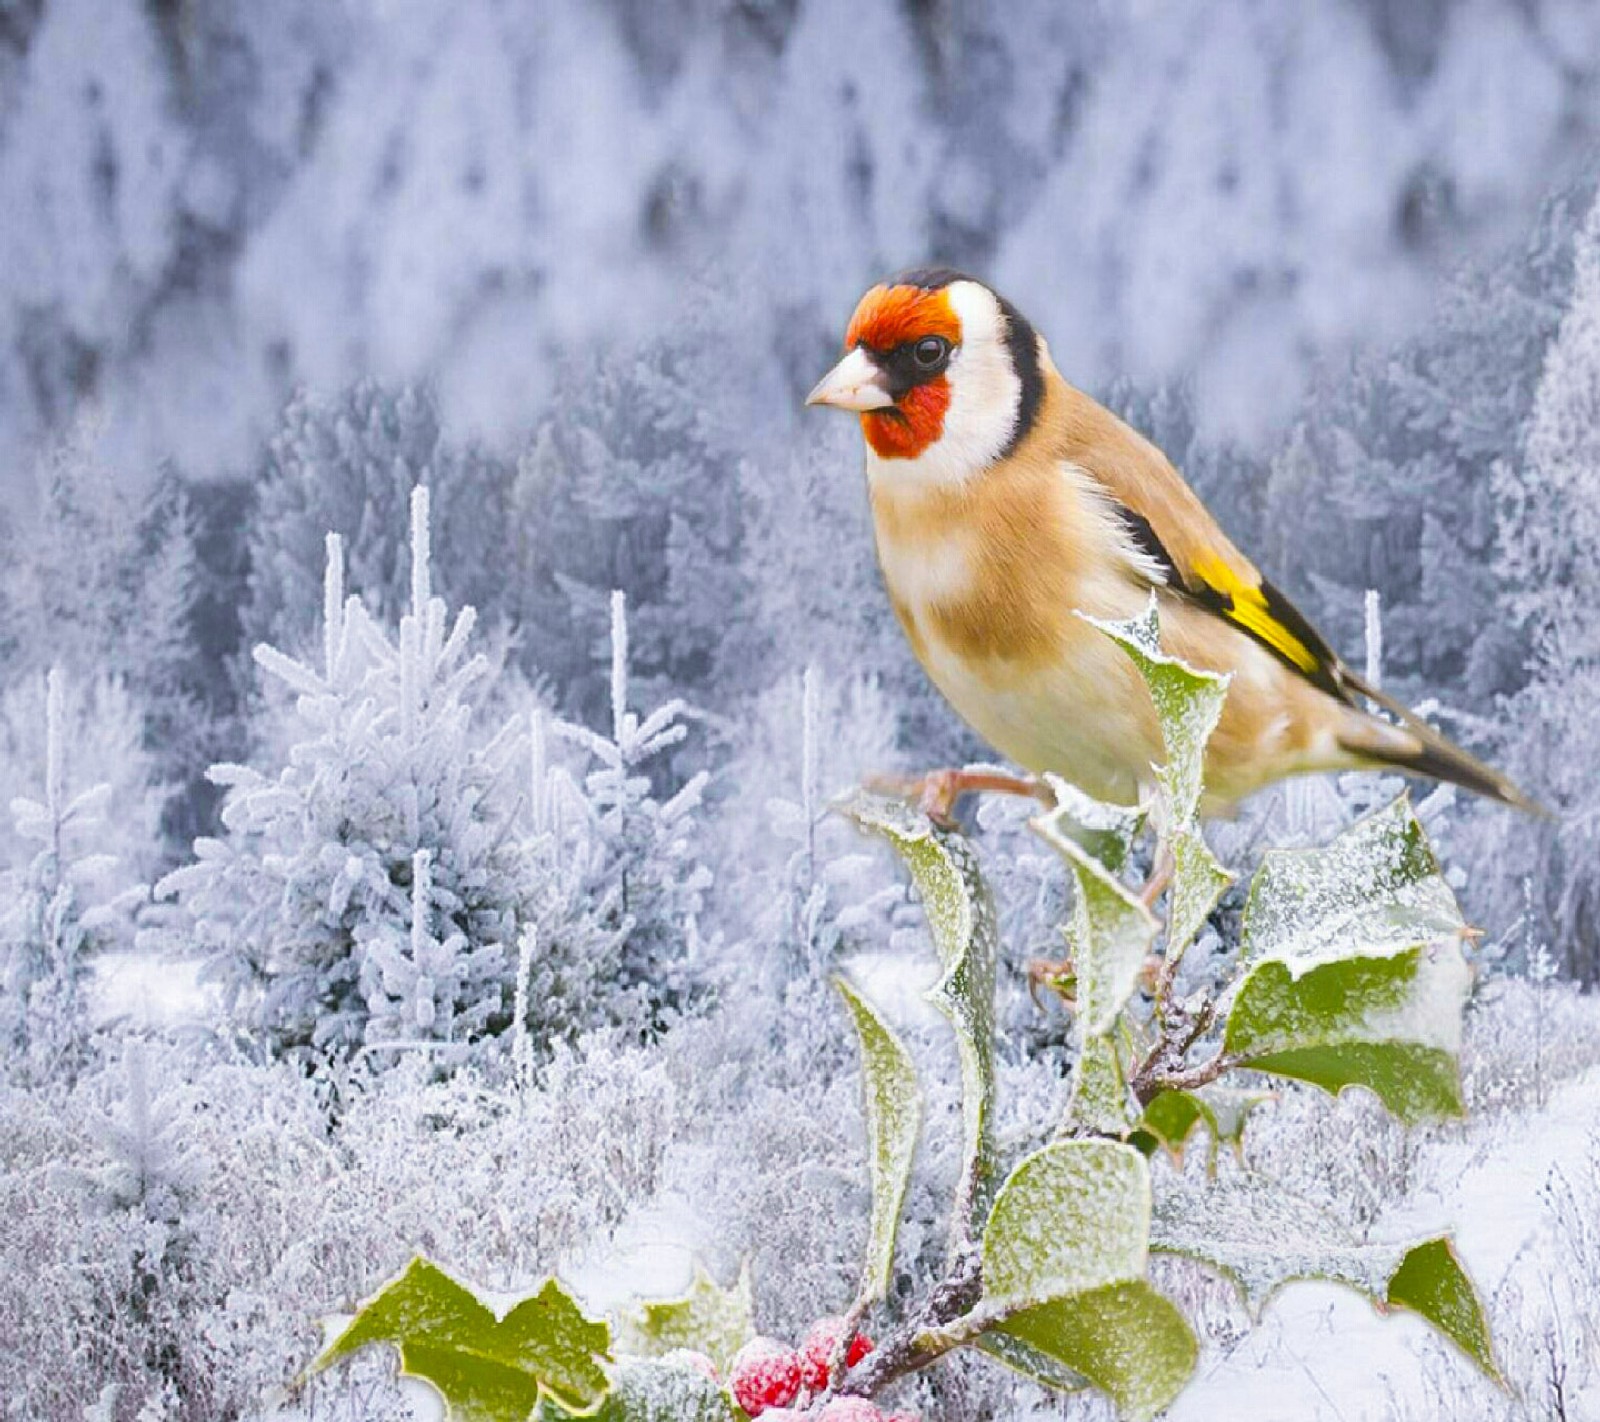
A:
[805,267,1541,828]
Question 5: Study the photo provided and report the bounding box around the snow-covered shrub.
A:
[163,488,716,1060]
[1,669,145,1085]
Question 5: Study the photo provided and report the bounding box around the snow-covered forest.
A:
[4,2,1600,1418]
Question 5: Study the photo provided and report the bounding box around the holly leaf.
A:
[1033,774,1146,874]
[841,791,997,1230]
[1165,825,1233,959]
[613,1263,753,1376]
[837,977,922,1304]
[1225,795,1472,1123]
[315,1259,610,1419]
[1062,1032,1138,1139]
[993,1282,1199,1422]
[1032,809,1157,1038]
[1151,1167,1496,1377]
[1080,598,1230,828]
[1133,1085,1275,1167]
[982,1141,1150,1309]
[1225,942,1470,1122]
[977,1141,1195,1419]
[1241,794,1467,970]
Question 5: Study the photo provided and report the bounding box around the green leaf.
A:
[1165,825,1233,959]
[1033,774,1146,874]
[982,1141,1149,1309]
[993,1282,1198,1422]
[538,1358,737,1422]
[841,791,998,1232]
[1032,811,1157,1038]
[836,977,922,1303]
[1224,945,1469,1122]
[316,1259,610,1420]
[1133,1086,1273,1168]
[1063,1032,1138,1139]
[1386,1238,1499,1379]
[1080,598,1230,827]
[1242,795,1467,971]
[1152,1167,1495,1376]
[1225,795,1472,1123]
[612,1263,753,1376]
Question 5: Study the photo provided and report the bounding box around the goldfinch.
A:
[807,268,1539,820]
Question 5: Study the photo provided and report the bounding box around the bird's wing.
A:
[1057,385,1355,704]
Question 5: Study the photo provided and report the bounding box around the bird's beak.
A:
[806,346,895,411]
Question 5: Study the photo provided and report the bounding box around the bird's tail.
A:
[1336,670,1548,817]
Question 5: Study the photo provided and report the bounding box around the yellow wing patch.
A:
[1190,553,1319,675]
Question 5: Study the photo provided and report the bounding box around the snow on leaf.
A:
[1224,942,1470,1122]
[1165,825,1233,960]
[1032,773,1146,874]
[1032,807,1156,1038]
[537,1358,738,1422]
[314,1258,610,1420]
[1079,597,1231,827]
[1152,1166,1496,1375]
[613,1263,753,1376]
[1242,794,1467,976]
[981,1141,1149,1310]
[841,790,997,1233]
[836,977,922,1304]
[991,1281,1198,1422]
[1062,1032,1138,1139]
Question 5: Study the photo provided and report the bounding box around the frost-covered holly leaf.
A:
[1242,795,1467,969]
[1032,811,1157,1037]
[1063,1032,1138,1139]
[1151,1167,1496,1376]
[537,1358,737,1422]
[841,791,997,1229]
[315,1258,610,1419]
[1080,599,1233,965]
[1032,774,1146,874]
[613,1263,753,1376]
[837,977,921,1303]
[1165,825,1232,959]
[993,1281,1198,1422]
[978,1141,1194,1419]
[1225,795,1472,1123]
[1133,1085,1274,1167]
[982,1141,1149,1309]
[1080,598,1230,828]
[1224,942,1469,1122]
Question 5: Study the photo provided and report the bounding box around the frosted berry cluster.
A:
[726,1317,916,1418]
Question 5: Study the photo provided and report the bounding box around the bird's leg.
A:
[1139,836,1175,912]
[865,767,1052,828]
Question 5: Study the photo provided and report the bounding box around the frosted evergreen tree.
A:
[162,490,538,1058]
[1,669,140,1085]
[1484,186,1600,984]
[243,383,515,661]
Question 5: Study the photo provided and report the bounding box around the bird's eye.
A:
[912,336,951,371]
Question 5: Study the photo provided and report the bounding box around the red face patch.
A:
[845,284,962,460]
[862,380,951,459]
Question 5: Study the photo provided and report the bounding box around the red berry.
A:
[729,1337,801,1416]
[799,1317,875,1390]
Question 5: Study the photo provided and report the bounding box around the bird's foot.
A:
[1027,956,1076,1009]
[1139,839,1175,912]
[865,767,1052,828]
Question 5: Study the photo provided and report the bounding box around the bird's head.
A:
[807,268,1043,487]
